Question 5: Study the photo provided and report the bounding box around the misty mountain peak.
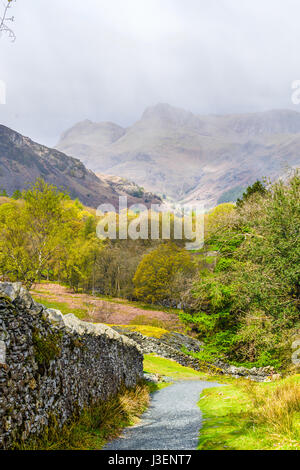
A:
[56,105,300,207]
[141,103,195,127]
[61,119,125,141]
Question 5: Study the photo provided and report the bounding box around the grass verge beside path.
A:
[144,356,300,450]
[198,375,300,450]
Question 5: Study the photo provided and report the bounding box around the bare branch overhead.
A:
[0,0,16,41]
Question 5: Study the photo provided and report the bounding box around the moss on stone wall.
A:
[32,329,62,368]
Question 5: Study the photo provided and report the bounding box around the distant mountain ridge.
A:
[56,104,300,207]
[0,124,161,208]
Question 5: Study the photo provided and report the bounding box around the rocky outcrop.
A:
[160,332,203,353]
[0,283,143,449]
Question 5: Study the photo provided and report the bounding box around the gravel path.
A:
[104,380,221,450]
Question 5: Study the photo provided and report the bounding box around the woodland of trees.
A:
[180,172,300,368]
[0,172,298,369]
[0,179,191,297]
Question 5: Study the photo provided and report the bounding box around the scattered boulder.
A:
[143,372,172,384]
[213,361,278,382]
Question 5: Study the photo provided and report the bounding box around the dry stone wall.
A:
[0,283,143,449]
[112,327,276,382]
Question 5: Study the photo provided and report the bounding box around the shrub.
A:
[133,243,195,304]
[185,171,300,367]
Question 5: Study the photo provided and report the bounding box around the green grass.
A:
[146,381,171,392]
[32,296,87,320]
[31,289,53,296]
[144,354,206,379]
[111,324,170,338]
[198,375,300,450]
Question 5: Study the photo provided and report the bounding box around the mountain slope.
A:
[56,104,300,207]
[0,124,161,208]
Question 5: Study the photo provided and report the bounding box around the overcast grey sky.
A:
[1,0,300,146]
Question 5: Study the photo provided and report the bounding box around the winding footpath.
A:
[105,380,221,450]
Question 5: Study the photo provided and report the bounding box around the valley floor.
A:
[30,283,300,451]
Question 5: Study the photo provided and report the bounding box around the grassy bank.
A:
[13,383,151,450]
[198,375,300,450]
[144,354,206,379]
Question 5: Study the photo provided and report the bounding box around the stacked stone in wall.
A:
[0,283,143,449]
